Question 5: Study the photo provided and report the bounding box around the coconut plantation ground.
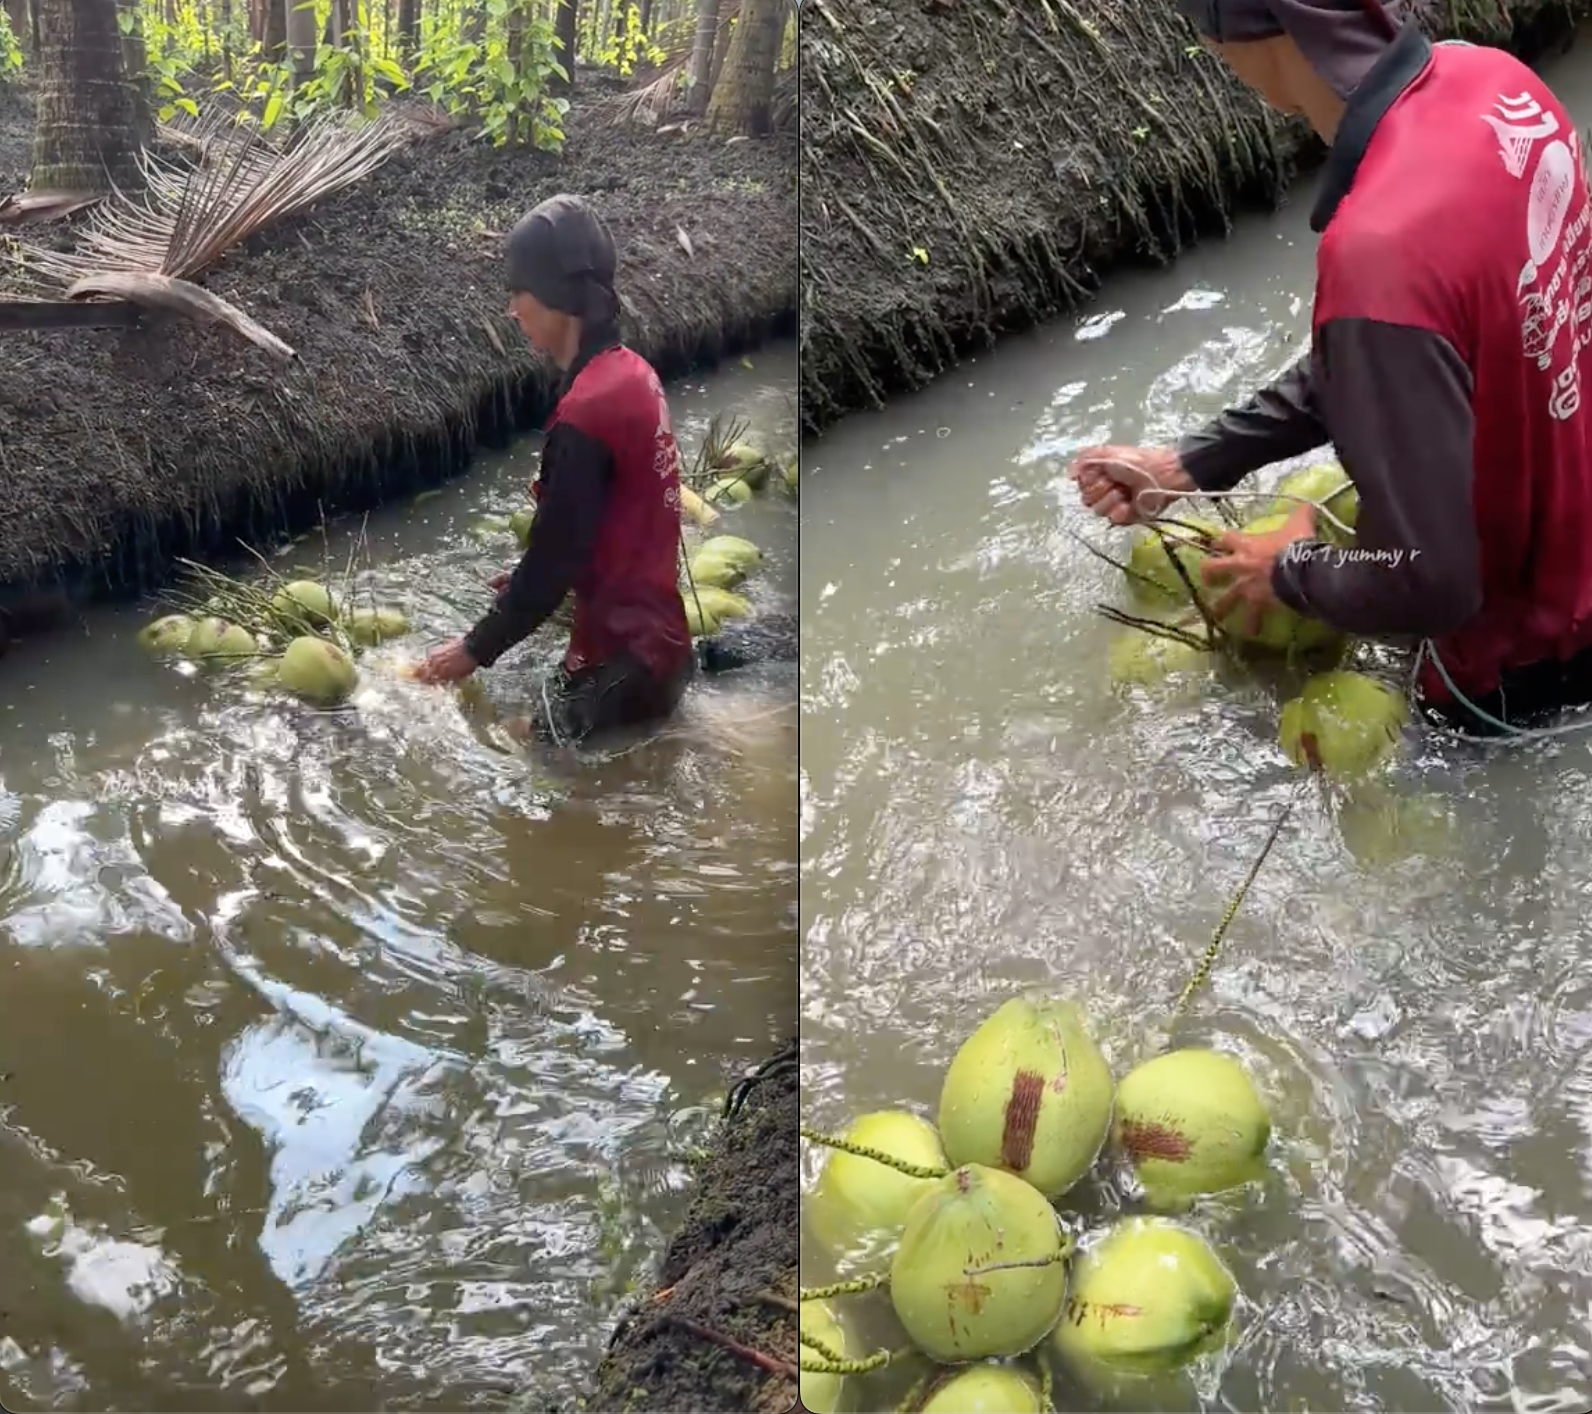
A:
[799,41,1592,1413]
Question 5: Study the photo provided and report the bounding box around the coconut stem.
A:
[895,1372,932,1412]
[800,1274,888,1302]
[1038,1355,1054,1410]
[1170,775,1304,1018]
[799,1124,949,1179]
[798,1334,896,1376]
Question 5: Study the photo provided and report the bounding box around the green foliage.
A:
[0,10,25,80]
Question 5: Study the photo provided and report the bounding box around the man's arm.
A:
[464,425,614,667]
[1176,352,1333,492]
[1270,317,1481,637]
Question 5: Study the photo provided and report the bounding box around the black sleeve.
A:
[1176,353,1333,492]
[463,425,614,667]
[1270,317,1481,638]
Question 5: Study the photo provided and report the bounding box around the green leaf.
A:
[262,87,284,128]
[175,95,199,116]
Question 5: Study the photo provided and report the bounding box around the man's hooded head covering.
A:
[1175,0,1403,98]
[505,194,620,334]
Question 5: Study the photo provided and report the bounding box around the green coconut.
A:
[1126,518,1219,607]
[1113,1048,1270,1208]
[1053,1217,1236,1387]
[138,613,196,654]
[782,459,799,493]
[1279,669,1407,778]
[698,535,763,571]
[686,551,746,590]
[186,617,257,661]
[690,586,751,622]
[510,507,535,549]
[705,474,755,506]
[806,1111,948,1264]
[919,1364,1046,1414]
[683,598,719,638]
[938,997,1115,1200]
[890,1163,1070,1363]
[470,514,512,539]
[1269,463,1359,547]
[1108,625,1214,688]
[799,1300,849,1414]
[345,607,411,647]
[276,635,359,707]
[717,441,770,489]
[270,579,337,632]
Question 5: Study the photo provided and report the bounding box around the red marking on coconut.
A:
[1301,730,1323,774]
[1068,1298,1142,1327]
[1001,1069,1046,1171]
[945,1277,992,1316]
[1119,1117,1192,1163]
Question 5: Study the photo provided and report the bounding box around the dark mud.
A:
[585,1040,799,1414]
[798,0,1585,437]
[0,82,796,628]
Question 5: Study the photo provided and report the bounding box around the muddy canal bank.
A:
[0,82,797,628]
[585,1042,798,1414]
[798,0,1584,435]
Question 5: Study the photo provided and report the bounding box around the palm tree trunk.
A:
[684,0,716,116]
[703,0,778,135]
[30,0,147,193]
[551,0,575,88]
[285,0,315,79]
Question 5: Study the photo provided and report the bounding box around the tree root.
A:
[660,1314,799,1380]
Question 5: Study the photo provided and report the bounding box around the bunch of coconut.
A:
[680,533,765,638]
[802,996,1273,1411]
[699,439,797,510]
[138,573,413,710]
[1107,462,1360,693]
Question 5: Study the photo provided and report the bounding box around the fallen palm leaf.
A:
[3,108,410,359]
[65,271,296,361]
[0,190,103,227]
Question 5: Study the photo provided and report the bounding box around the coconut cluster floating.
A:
[801,996,1271,1412]
[1102,460,1451,863]
[137,571,411,708]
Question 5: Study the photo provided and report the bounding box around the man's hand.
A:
[1069,445,1196,525]
[488,569,511,596]
[412,636,479,685]
[1201,502,1317,635]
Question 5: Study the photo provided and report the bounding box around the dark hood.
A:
[1175,0,1404,98]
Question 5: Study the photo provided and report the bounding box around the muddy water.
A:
[0,346,797,1410]
[800,50,1592,1414]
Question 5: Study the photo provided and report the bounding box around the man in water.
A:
[1070,0,1592,735]
[413,194,694,746]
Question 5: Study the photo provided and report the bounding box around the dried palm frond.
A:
[8,109,410,293]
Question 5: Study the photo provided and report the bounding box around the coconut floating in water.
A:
[1053,1216,1236,1392]
[275,636,359,707]
[687,549,745,590]
[1112,1048,1270,1209]
[269,579,337,633]
[683,599,719,638]
[890,1163,1070,1363]
[806,1110,947,1264]
[705,474,755,507]
[716,441,769,489]
[344,606,411,647]
[186,617,257,661]
[1269,462,1359,544]
[510,508,535,549]
[937,996,1115,1200]
[688,585,751,623]
[1126,518,1219,606]
[1108,625,1214,689]
[798,1299,850,1414]
[698,535,762,572]
[1279,669,1407,778]
[918,1363,1047,1413]
[138,613,197,654]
